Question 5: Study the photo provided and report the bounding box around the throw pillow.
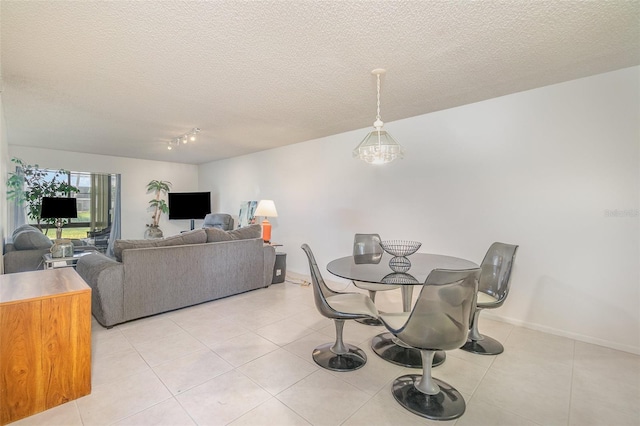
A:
[12,228,53,250]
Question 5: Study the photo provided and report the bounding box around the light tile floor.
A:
[13,279,640,426]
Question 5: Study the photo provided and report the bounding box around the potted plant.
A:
[6,158,79,235]
[145,180,171,239]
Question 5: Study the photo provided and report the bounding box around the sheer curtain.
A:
[106,174,122,258]
[90,173,110,231]
[8,166,27,237]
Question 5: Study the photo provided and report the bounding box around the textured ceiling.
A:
[2,1,639,165]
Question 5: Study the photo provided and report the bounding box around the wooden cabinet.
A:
[0,269,91,425]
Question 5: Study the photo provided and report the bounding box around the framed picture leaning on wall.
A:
[238,201,258,228]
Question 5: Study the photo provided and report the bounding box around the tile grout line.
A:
[566,338,577,426]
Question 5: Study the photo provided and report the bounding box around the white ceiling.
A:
[2,1,638,165]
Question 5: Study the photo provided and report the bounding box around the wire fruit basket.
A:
[379,240,422,257]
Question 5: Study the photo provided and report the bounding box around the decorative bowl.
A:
[379,240,422,257]
[389,256,412,272]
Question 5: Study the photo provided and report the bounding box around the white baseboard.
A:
[482,311,640,356]
[283,271,310,286]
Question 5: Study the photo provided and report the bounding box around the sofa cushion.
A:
[204,227,234,243]
[156,229,207,248]
[114,239,158,261]
[180,228,208,244]
[204,224,262,243]
[114,229,208,261]
[228,224,262,240]
[12,227,53,250]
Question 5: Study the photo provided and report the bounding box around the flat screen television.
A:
[168,191,211,230]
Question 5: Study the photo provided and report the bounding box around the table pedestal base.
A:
[371,332,445,368]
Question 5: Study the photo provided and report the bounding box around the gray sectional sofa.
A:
[76,225,276,327]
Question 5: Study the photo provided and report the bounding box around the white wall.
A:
[199,67,640,354]
[7,147,199,238]
[0,97,7,274]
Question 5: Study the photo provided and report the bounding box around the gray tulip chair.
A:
[461,242,519,355]
[301,244,379,371]
[351,233,400,326]
[379,268,480,420]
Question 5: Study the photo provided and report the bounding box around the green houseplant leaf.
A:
[6,158,80,233]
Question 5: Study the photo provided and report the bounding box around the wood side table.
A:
[0,268,92,425]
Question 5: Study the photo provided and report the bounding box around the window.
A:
[26,170,117,240]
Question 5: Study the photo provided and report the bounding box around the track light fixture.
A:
[167,128,200,150]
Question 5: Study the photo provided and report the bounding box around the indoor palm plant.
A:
[145,179,171,238]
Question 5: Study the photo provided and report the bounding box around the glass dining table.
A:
[327,252,478,368]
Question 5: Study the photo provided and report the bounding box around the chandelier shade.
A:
[353,129,404,165]
[353,69,404,165]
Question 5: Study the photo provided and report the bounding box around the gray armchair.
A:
[3,224,97,273]
[202,213,234,231]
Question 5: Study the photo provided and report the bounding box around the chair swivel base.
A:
[312,342,367,372]
[356,317,383,326]
[357,308,391,326]
[460,334,504,355]
[392,375,466,421]
[372,332,445,368]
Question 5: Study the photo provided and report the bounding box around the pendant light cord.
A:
[376,73,381,122]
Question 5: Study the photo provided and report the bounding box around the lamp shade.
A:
[40,197,78,219]
[254,200,278,217]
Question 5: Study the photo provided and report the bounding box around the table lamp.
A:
[40,196,78,240]
[254,199,278,243]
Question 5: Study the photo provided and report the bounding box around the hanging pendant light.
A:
[353,69,404,165]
